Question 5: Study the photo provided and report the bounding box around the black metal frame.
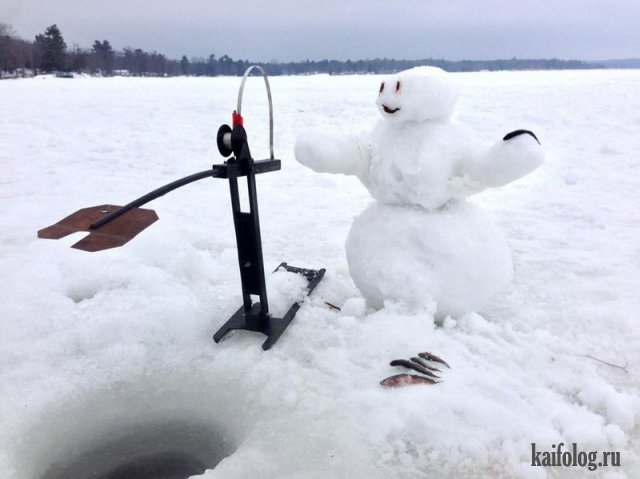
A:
[211,123,325,350]
[65,121,324,350]
[39,65,324,351]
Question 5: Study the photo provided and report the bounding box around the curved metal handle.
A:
[236,65,274,160]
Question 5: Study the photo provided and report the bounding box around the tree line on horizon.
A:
[1,23,602,78]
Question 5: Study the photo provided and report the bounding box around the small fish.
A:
[380,374,438,388]
[410,356,440,372]
[389,359,439,379]
[418,351,451,369]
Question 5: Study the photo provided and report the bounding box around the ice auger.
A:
[38,65,325,350]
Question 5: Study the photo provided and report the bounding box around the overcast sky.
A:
[2,0,639,62]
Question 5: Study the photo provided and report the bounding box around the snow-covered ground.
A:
[1,70,639,478]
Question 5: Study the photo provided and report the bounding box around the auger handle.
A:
[89,169,216,230]
[235,65,274,160]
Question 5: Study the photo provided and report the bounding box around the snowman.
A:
[295,66,543,317]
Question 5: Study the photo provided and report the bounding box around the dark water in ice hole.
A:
[41,420,232,479]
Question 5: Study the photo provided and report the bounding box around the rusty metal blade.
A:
[38,204,158,252]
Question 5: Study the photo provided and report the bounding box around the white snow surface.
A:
[1,71,639,478]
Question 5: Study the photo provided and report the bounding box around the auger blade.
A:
[38,204,158,252]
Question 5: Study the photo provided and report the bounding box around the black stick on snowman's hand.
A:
[503,129,540,144]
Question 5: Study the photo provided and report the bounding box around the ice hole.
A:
[40,420,231,479]
[20,373,248,479]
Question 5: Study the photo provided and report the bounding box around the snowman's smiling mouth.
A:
[382,105,400,114]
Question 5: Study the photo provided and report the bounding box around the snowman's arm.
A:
[461,130,544,189]
[294,131,371,180]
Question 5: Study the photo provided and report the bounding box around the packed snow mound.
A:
[346,201,513,316]
[295,66,543,315]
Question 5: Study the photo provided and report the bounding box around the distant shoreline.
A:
[4,67,640,82]
[3,57,640,80]
[3,23,639,78]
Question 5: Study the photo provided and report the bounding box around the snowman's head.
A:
[376,66,458,122]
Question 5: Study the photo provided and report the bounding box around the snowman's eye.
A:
[395,80,401,93]
[379,82,385,93]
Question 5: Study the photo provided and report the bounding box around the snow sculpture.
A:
[295,66,544,316]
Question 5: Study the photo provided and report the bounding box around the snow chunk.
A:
[346,201,513,316]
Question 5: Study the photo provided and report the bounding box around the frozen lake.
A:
[1,70,639,478]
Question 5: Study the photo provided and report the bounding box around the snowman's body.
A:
[346,201,513,315]
[295,67,543,316]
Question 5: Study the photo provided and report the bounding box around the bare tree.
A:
[0,23,36,73]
